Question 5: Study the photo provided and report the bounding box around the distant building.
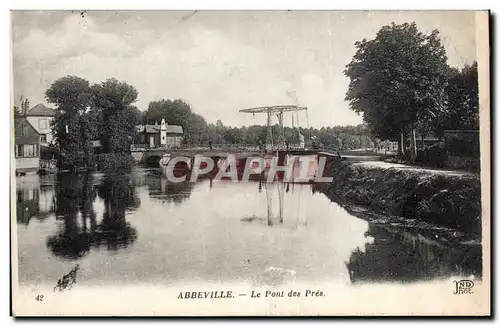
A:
[14,118,41,173]
[134,118,183,148]
[14,99,57,173]
[22,101,56,145]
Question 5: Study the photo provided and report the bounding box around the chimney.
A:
[24,99,30,115]
[20,98,29,115]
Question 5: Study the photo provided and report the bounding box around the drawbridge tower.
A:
[239,105,308,151]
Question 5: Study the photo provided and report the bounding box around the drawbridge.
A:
[239,105,309,152]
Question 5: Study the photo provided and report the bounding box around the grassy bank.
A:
[319,162,482,236]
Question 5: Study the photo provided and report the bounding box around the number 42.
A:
[35,294,44,302]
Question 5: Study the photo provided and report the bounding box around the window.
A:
[21,126,28,137]
[16,144,37,158]
[40,134,47,143]
[16,144,38,157]
[39,119,48,130]
[23,144,36,157]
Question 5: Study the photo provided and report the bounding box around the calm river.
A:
[15,167,481,288]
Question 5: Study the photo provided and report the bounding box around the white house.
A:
[135,118,183,148]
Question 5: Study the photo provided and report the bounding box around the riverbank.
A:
[318,161,482,238]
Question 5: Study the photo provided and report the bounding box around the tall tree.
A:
[145,99,192,127]
[144,99,208,145]
[91,78,139,154]
[344,22,449,155]
[435,61,479,137]
[46,76,93,170]
[185,113,208,144]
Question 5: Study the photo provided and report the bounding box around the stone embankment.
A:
[318,161,482,237]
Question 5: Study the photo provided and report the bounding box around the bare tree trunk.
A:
[411,129,417,161]
[399,131,405,156]
[421,133,425,150]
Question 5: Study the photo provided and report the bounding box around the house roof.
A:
[14,117,39,134]
[165,125,183,134]
[14,117,41,144]
[136,124,183,134]
[14,118,24,130]
[26,103,56,117]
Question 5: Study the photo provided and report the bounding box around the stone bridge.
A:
[130,145,336,167]
[131,146,266,166]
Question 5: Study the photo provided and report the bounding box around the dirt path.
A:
[352,160,476,177]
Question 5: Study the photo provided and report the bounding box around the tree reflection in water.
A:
[46,171,140,259]
[95,173,140,251]
[346,224,482,284]
[46,173,96,259]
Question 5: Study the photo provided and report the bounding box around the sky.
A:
[11,10,477,128]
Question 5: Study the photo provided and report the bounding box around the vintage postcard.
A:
[10,10,490,316]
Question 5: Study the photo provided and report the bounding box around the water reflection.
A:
[147,174,193,205]
[127,168,196,205]
[243,181,311,228]
[346,224,482,283]
[16,179,55,225]
[46,172,139,259]
[16,188,40,225]
[15,167,481,286]
[95,173,140,251]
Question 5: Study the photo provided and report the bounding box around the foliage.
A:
[46,74,378,171]
[435,62,479,137]
[46,76,93,170]
[344,22,449,141]
[46,76,93,113]
[344,21,480,165]
[142,99,208,145]
[414,144,447,168]
[183,121,374,151]
[91,78,139,154]
[140,99,375,151]
[97,153,135,171]
[144,99,193,126]
[47,76,139,171]
[445,131,480,158]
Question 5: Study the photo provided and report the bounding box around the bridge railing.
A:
[39,158,57,170]
[207,144,261,151]
[133,143,264,151]
[131,143,319,152]
[130,144,148,151]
